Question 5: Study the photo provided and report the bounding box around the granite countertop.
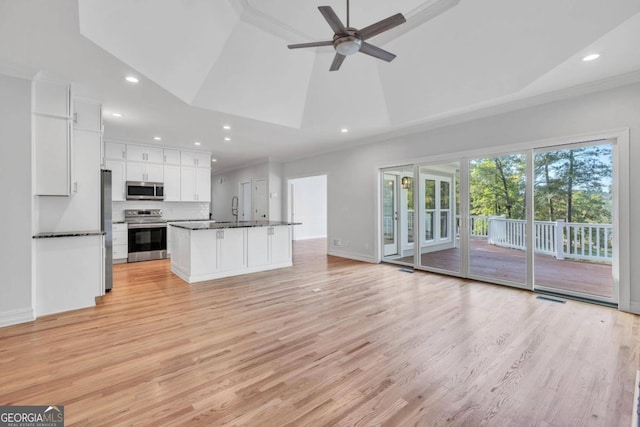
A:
[33,230,106,239]
[113,220,126,224]
[166,218,212,223]
[170,220,300,231]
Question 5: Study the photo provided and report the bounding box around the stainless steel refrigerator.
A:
[101,169,113,292]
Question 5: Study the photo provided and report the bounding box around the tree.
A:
[469,155,526,219]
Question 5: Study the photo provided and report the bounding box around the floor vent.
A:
[536,295,566,304]
[399,269,415,274]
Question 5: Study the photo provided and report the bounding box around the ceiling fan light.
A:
[335,36,362,56]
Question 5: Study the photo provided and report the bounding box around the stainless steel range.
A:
[125,209,167,262]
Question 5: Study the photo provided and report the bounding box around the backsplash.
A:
[113,201,210,221]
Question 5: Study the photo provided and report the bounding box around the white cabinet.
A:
[127,144,163,163]
[271,226,292,264]
[35,235,103,316]
[127,161,163,182]
[181,150,210,167]
[34,116,72,196]
[105,159,126,201]
[164,165,181,201]
[104,141,126,160]
[33,78,72,196]
[218,228,246,272]
[73,99,102,131]
[180,167,211,202]
[163,149,181,165]
[170,225,292,283]
[34,79,70,117]
[112,223,128,262]
[247,226,292,267]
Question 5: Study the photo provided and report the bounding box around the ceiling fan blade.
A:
[358,13,406,40]
[318,6,348,35]
[288,40,334,49]
[359,42,396,62]
[330,53,346,71]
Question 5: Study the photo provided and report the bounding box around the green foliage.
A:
[469,155,526,219]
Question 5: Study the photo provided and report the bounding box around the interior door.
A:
[254,178,268,220]
[241,181,252,220]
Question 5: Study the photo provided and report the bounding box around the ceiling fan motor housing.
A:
[333,29,362,55]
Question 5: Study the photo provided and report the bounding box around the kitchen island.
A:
[169,221,296,284]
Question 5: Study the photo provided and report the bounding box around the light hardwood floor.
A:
[1,239,638,426]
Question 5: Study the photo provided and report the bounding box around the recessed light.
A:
[125,76,139,83]
[211,158,217,162]
[153,136,162,141]
[224,137,231,142]
[340,128,349,133]
[112,112,123,118]
[194,141,201,146]
[223,125,231,130]
[582,53,600,62]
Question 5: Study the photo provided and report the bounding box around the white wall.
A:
[0,73,34,326]
[282,82,640,311]
[288,175,327,240]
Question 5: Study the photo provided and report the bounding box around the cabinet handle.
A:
[122,151,126,159]
[73,112,77,124]
[73,182,78,193]
[163,155,166,163]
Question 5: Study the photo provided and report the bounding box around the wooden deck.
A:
[395,238,613,298]
[1,239,636,426]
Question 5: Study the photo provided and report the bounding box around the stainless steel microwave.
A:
[126,181,164,201]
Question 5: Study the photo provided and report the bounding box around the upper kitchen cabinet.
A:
[127,144,163,164]
[73,98,102,132]
[163,149,181,166]
[126,161,163,183]
[33,76,72,196]
[181,150,210,168]
[104,141,126,160]
[34,78,70,117]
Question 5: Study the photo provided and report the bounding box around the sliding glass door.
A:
[416,162,461,274]
[467,153,528,286]
[533,141,614,300]
[380,136,620,305]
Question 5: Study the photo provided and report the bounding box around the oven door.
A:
[127,223,167,262]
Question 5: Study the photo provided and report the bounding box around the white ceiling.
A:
[1,0,639,172]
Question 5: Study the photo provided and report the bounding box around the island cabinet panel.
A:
[247,228,270,267]
[191,230,218,276]
[271,226,292,264]
[218,228,246,272]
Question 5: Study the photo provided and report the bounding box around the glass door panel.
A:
[417,162,460,274]
[468,154,527,285]
[533,142,614,300]
[383,173,398,257]
[382,168,415,265]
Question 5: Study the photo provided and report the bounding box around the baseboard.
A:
[294,235,327,241]
[629,301,640,315]
[0,307,35,328]
[327,249,377,264]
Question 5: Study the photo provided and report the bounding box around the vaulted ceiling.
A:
[1,0,639,171]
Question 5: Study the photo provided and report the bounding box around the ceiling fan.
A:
[287,0,406,71]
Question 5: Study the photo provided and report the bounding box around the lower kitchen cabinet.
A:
[112,223,128,263]
[35,235,103,316]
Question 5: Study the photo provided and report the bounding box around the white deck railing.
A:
[478,216,612,262]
